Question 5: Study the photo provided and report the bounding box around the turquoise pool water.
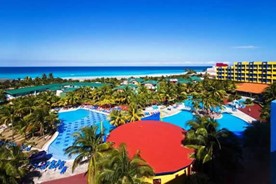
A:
[183,98,222,112]
[48,109,111,160]
[163,110,248,134]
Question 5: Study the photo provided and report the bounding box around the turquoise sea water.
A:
[0,66,209,79]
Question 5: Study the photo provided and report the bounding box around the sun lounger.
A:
[58,161,66,170]
[49,160,57,169]
[60,166,68,174]
[55,160,61,168]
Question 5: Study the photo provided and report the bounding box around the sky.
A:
[0,0,275,66]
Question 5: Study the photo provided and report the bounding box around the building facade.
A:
[216,61,276,84]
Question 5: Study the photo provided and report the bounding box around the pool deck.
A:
[34,160,88,184]
[36,104,257,183]
[223,107,256,123]
[238,103,262,121]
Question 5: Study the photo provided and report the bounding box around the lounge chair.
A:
[49,160,57,169]
[60,166,68,174]
[58,161,66,170]
[55,160,62,168]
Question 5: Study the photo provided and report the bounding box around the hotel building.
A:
[216,61,276,84]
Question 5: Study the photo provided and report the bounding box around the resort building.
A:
[107,120,194,184]
[113,84,138,92]
[121,77,144,85]
[216,61,276,84]
[166,77,202,85]
[5,82,104,100]
[235,83,269,98]
[143,80,158,90]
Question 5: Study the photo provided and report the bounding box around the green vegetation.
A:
[97,144,154,184]
[261,82,276,121]
[244,98,253,105]
[0,142,30,184]
[183,116,242,183]
[2,72,272,184]
[0,91,60,140]
[65,126,114,184]
[65,126,154,184]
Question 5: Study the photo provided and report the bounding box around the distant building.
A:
[121,77,144,85]
[143,80,158,90]
[5,82,104,100]
[206,66,217,78]
[113,84,138,92]
[216,61,276,84]
[235,82,269,98]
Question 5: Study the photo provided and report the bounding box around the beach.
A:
[0,66,209,80]
[62,72,206,81]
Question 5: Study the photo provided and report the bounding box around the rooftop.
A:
[107,120,194,174]
[236,82,269,94]
[5,82,104,96]
[5,83,63,96]
[143,80,158,85]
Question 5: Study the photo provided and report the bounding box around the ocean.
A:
[0,66,210,80]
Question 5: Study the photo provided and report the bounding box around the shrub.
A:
[244,98,253,105]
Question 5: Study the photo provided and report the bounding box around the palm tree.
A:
[261,83,276,121]
[183,116,227,171]
[126,104,144,122]
[61,92,79,107]
[23,105,58,136]
[262,82,276,103]
[184,116,221,166]
[65,126,114,184]
[0,89,6,102]
[0,105,17,139]
[97,144,154,184]
[183,116,242,182]
[0,143,30,184]
[109,110,127,127]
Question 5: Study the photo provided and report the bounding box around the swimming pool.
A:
[48,109,111,160]
[183,98,222,113]
[163,110,248,134]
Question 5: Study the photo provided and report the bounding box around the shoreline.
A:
[61,72,206,81]
[0,71,207,81]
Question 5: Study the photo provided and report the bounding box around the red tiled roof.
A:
[238,103,262,120]
[216,63,228,67]
[107,120,194,174]
[236,83,269,94]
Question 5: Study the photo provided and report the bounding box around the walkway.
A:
[238,103,262,121]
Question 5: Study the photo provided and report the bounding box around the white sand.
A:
[61,72,206,81]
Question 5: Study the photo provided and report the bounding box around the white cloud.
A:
[232,45,259,49]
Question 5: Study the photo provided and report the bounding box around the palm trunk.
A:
[88,156,96,184]
[40,123,44,136]
[11,121,15,140]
